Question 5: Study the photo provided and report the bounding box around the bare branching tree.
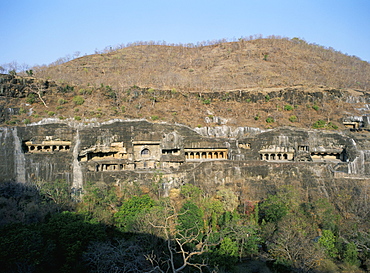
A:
[144,204,217,273]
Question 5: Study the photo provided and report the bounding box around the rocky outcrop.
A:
[1,120,369,199]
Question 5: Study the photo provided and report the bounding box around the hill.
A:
[35,37,370,92]
[1,37,370,129]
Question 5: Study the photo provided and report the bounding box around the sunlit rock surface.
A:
[1,119,369,197]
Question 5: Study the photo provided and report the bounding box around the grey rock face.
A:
[1,120,369,197]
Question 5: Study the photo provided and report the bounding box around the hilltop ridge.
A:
[34,37,370,92]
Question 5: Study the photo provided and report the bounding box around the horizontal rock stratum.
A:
[1,119,369,200]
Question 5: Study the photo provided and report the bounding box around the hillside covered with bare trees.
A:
[1,36,370,129]
[34,36,370,92]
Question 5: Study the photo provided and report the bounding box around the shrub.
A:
[312,104,319,111]
[56,106,63,110]
[58,98,67,105]
[47,111,55,116]
[284,104,294,111]
[26,93,36,104]
[26,70,33,76]
[289,115,297,122]
[202,98,211,105]
[59,85,74,93]
[72,96,85,105]
[312,120,338,129]
[74,116,81,121]
[266,117,274,123]
[23,118,31,124]
[151,115,159,121]
[312,119,326,129]
[19,107,27,114]
[265,94,270,102]
[328,122,338,129]
[78,88,92,95]
[254,115,260,120]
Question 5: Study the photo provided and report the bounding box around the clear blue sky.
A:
[1,0,369,68]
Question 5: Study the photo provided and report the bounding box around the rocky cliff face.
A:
[1,119,369,199]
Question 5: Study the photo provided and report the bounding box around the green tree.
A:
[319,229,338,259]
[260,195,288,223]
[203,198,224,232]
[0,224,52,272]
[78,182,118,224]
[344,242,360,266]
[42,211,107,272]
[114,194,155,232]
[180,184,203,200]
[217,237,239,265]
[178,201,204,236]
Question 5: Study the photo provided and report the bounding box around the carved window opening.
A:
[298,145,309,151]
[141,148,150,157]
[238,143,251,149]
[162,149,180,155]
[184,149,228,161]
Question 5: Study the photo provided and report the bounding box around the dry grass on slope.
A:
[35,37,370,92]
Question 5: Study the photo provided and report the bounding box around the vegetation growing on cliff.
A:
[1,36,370,129]
[1,180,370,272]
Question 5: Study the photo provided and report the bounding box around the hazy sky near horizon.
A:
[1,0,369,68]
